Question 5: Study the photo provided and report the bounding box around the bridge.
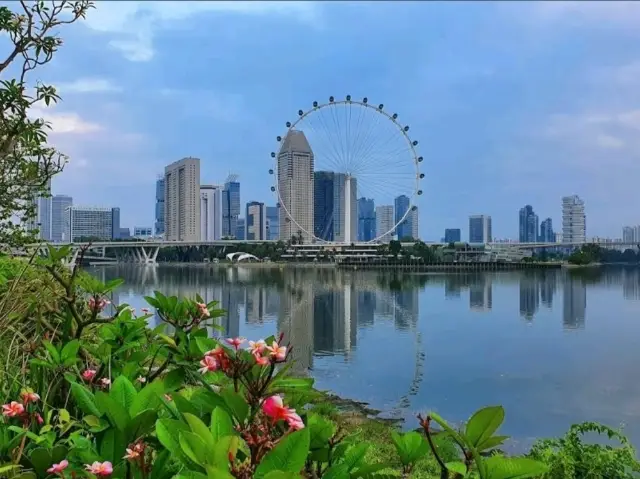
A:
[14,239,638,265]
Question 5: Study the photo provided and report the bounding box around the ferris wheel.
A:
[269,95,423,244]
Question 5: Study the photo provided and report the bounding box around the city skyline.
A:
[45,2,640,239]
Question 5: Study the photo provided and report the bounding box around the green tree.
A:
[0,1,93,247]
[389,239,402,258]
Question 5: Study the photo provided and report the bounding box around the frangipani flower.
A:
[20,391,40,404]
[82,369,97,381]
[85,461,113,476]
[225,337,246,350]
[47,459,69,475]
[196,302,210,318]
[266,341,287,361]
[2,401,25,417]
[262,395,305,430]
[199,355,219,374]
[248,339,266,355]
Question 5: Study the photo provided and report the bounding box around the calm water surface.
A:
[91,265,640,450]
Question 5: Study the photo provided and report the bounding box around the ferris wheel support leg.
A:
[345,175,352,244]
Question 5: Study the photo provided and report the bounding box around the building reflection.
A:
[469,275,492,312]
[622,269,640,300]
[519,275,540,321]
[563,277,587,330]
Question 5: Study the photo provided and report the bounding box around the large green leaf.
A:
[130,380,164,416]
[446,461,468,476]
[60,339,80,366]
[127,409,157,438]
[341,443,370,471]
[156,419,197,468]
[27,448,51,477]
[484,457,548,479]
[70,383,102,417]
[390,431,429,466]
[211,435,241,470]
[99,428,128,465]
[307,413,336,449]
[321,464,350,479]
[110,376,137,411]
[179,431,208,464]
[95,391,131,431]
[254,428,310,478]
[465,406,505,448]
[263,473,301,479]
[184,413,215,450]
[221,389,249,425]
[210,407,235,442]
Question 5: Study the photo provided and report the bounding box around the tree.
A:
[389,239,402,258]
[0,1,93,247]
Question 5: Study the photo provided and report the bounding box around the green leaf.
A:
[210,407,235,442]
[465,406,505,449]
[179,431,208,464]
[205,467,234,479]
[308,413,336,449]
[156,419,196,467]
[351,463,392,478]
[446,461,468,476]
[221,389,249,425]
[263,473,301,479]
[342,443,369,471]
[211,435,240,469]
[130,379,164,416]
[484,456,548,479]
[43,340,60,363]
[391,431,429,466]
[477,435,509,452]
[27,447,51,477]
[110,376,137,411]
[95,391,131,431]
[99,428,127,464]
[270,377,314,391]
[321,464,350,479]
[254,428,310,478]
[127,409,158,438]
[70,383,102,417]
[184,413,215,450]
[60,339,80,365]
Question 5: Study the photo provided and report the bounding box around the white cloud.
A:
[595,134,625,150]
[29,105,103,135]
[57,78,122,94]
[84,1,322,62]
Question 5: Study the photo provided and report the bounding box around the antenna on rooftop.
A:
[224,174,239,184]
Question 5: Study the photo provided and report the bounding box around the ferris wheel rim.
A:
[271,98,423,244]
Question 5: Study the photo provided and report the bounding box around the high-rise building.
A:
[200,185,222,241]
[65,206,120,241]
[236,218,245,241]
[444,228,461,243]
[394,195,417,240]
[469,215,492,243]
[562,195,586,244]
[155,176,165,237]
[266,206,279,240]
[357,197,376,242]
[222,178,240,239]
[375,205,394,243]
[623,226,634,243]
[246,201,267,240]
[278,130,314,243]
[313,171,357,242]
[51,194,72,242]
[25,178,52,240]
[134,227,153,238]
[519,205,539,243]
[164,157,200,241]
[540,218,554,242]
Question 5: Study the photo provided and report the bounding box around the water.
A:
[92,264,640,451]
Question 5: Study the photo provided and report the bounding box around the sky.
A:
[25,1,640,240]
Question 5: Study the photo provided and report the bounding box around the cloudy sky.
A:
[31,1,640,240]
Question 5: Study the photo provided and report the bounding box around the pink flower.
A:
[47,459,69,475]
[136,376,146,384]
[85,461,113,476]
[88,297,110,313]
[254,353,270,366]
[100,378,111,388]
[141,308,150,314]
[20,391,40,404]
[2,401,25,417]
[204,346,225,357]
[248,339,266,355]
[266,341,287,361]
[35,413,44,425]
[225,337,246,350]
[196,302,210,318]
[198,355,219,374]
[123,447,140,460]
[82,369,97,381]
[286,411,305,430]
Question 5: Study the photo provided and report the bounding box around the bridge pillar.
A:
[135,246,159,264]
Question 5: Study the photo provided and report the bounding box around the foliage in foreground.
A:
[0,248,637,478]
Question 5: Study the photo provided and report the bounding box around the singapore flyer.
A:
[269,95,423,244]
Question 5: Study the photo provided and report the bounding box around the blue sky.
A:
[37,1,640,240]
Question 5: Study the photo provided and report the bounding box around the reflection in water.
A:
[92,264,640,449]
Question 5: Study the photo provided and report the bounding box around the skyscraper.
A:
[357,197,376,242]
[155,176,165,237]
[246,201,267,240]
[562,195,586,244]
[375,205,394,243]
[278,130,314,243]
[65,206,120,241]
[540,218,554,242]
[51,194,72,242]
[444,228,461,243]
[519,205,539,243]
[25,178,52,240]
[313,171,357,242]
[266,206,279,240]
[236,218,246,241]
[394,195,412,240]
[222,177,240,238]
[623,226,637,243]
[469,215,492,243]
[200,185,222,241]
[164,157,201,241]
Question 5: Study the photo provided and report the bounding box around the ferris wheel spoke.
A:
[304,118,345,173]
[329,104,348,170]
[345,102,367,173]
[318,106,349,172]
[348,107,383,174]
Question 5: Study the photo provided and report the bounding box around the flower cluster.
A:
[48,460,113,477]
[198,337,289,377]
[2,391,42,425]
[81,369,111,389]
[262,395,304,431]
[88,296,110,313]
